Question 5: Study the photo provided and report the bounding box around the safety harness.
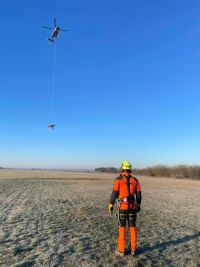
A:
[115,174,136,227]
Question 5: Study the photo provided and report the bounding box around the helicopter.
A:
[42,17,69,42]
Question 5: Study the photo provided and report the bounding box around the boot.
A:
[131,250,136,256]
[115,250,125,257]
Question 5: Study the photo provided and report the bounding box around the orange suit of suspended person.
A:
[109,161,142,257]
[48,124,55,129]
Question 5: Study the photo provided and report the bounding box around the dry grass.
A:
[0,170,200,267]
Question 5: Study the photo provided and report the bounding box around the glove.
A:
[136,204,141,213]
[108,203,114,214]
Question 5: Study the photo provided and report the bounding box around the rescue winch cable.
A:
[50,42,56,124]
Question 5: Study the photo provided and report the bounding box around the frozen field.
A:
[0,170,200,267]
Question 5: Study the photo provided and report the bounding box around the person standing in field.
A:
[108,161,142,257]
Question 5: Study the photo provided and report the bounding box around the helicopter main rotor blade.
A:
[54,17,57,27]
[60,29,70,31]
[41,26,53,30]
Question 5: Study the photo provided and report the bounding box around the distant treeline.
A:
[133,165,200,180]
[95,165,200,180]
[95,167,119,173]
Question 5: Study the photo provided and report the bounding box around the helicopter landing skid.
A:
[48,38,55,43]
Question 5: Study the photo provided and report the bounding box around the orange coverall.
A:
[109,171,142,253]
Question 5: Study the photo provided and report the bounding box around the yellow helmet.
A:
[122,161,132,170]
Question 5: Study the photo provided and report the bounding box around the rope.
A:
[50,43,56,123]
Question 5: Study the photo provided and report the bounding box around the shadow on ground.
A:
[139,232,200,254]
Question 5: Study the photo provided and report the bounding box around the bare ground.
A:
[0,170,200,267]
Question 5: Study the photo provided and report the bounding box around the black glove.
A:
[136,204,141,213]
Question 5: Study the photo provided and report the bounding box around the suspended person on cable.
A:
[108,161,142,257]
[48,124,55,129]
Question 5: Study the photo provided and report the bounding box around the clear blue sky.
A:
[1,0,200,169]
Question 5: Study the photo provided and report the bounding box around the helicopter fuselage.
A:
[51,27,60,39]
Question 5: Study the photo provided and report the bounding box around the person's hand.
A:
[136,204,141,213]
[108,203,114,214]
